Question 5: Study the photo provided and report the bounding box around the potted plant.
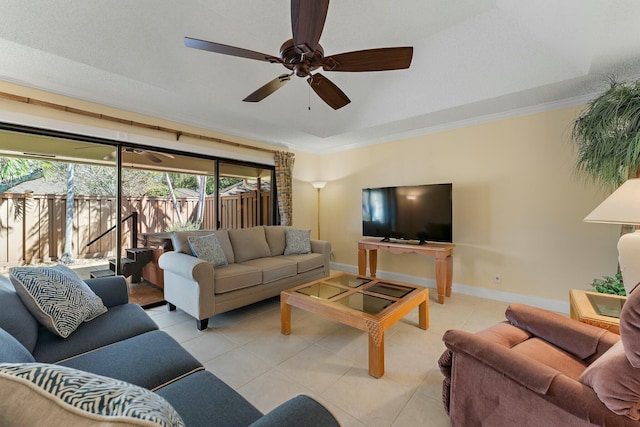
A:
[572,78,640,295]
[572,78,640,189]
[590,273,626,296]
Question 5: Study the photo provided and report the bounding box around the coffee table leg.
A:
[368,324,384,378]
[280,295,291,335]
[419,299,429,330]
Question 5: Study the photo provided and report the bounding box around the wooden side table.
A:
[569,289,626,334]
[357,239,454,304]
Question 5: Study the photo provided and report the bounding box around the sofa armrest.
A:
[85,276,129,308]
[158,251,214,284]
[248,395,339,427]
[506,303,619,360]
[310,239,331,255]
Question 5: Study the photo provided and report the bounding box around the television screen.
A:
[362,183,452,244]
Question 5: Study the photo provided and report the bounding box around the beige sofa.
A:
[158,226,331,330]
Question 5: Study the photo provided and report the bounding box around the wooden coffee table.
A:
[280,273,429,378]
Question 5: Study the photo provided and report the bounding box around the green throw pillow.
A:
[9,265,107,338]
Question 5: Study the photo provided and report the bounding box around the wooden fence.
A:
[0,191,271,266]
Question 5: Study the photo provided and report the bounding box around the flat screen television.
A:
[362,183,452,244]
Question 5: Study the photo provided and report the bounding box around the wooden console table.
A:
[357,239,454,304]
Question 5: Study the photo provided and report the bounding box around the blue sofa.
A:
[0,275,338,426]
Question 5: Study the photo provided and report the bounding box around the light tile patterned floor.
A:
[146,292,510,427]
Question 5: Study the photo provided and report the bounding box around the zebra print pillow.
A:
[0,363,185,426]
[9,266,107,338]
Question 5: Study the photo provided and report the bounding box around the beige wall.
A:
[294,106,620,304]
[0,81,622,305]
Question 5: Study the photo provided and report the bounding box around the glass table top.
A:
[367,282,413,298]
[586,293,625,318]
[324,275,372,288]
[334,292,394,315]
[296,283,348,300]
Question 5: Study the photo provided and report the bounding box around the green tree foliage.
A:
[0,157,47,191]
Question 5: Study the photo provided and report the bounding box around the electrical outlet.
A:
[494,273,502,284]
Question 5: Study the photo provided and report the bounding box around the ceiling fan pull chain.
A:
[308,85,311,111]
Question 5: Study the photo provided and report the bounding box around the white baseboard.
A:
[330,262,570,314]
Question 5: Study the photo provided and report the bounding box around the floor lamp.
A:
[584,178,640,295]
[311,181,327,239]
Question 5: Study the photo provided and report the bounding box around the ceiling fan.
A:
[184,0,413,110]
[106,148,175,163]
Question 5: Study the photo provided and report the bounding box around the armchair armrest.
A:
[443,329,559,395]
[158,251,214,284]
[85,276,128,308]
[249,395,339,427]
[506,303,619,360]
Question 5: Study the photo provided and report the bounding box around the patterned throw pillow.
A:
[284,229,312,255]
[9,266,107,338]
[0,363,185,426]
[188,233,228,267]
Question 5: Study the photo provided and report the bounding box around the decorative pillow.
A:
[284,229,311,255]
[187,233,228,267]
[579,341,640,420]
[620,283,640,367]
[9,266,107,338]
[228,227,271,263]
[0,363,184,426]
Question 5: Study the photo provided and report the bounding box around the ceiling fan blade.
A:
[135,150,162,163]
[291,0,329,56]
[184,37,282,63]
[307,73,350,110]
[154,151,175,159]
[323,47,413,72]
[243,74,291,103]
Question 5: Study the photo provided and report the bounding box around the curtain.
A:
[274,151,295,226]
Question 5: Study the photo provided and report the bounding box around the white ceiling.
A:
[1,0,640,154]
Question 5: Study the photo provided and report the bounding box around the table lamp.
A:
[584,178,640,295]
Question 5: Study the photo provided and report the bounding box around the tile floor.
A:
[145,291,511,427]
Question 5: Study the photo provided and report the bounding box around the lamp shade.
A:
[311,181,327,189]
[584,179,640,225]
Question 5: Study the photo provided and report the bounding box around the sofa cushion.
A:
[0,277,38,352]
[214,229,235,264]
[0,328,35,363]
[156,370,262,427]
[284,229,312,255]
[0,362,185,427]
[59,331,203,391]
[9,266,107,338]
[188,233,228,267]
[33,303,158,363]
[214,264,262,294]
[280,253,325,273]
[228,227,271,263]
[241,257,297,284]
[171,230,235,263]
[264,225,288,256]
[579,341,640,420]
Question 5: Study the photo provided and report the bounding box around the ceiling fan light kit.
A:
[184,0,413,110]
